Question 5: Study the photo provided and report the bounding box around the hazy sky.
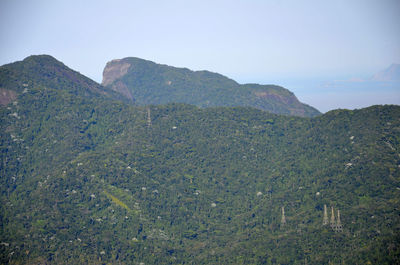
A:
[1,0,399,112]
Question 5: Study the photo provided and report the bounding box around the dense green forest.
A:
[0,55,399,264]
[102,57,320,117]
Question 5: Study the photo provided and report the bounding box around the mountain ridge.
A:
[0,55,128,105]
[372,63,400,81]
[102,57,321,117]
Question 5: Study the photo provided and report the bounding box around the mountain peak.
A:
[0,54,118,100]
[23,54,61,63]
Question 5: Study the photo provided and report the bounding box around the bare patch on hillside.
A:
[0,88,17,106]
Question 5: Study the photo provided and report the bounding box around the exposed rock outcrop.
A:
[102,59,131,86]
[0,88,17,106]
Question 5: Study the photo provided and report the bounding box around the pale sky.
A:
[1,0,399,112]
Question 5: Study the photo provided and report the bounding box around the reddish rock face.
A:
[0,88,17,106]
[102,59,134,101]
[102,59,131,87]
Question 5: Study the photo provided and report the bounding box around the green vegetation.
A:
[0,55,399,264]
[102,57,321,117]
[103,190,131,212]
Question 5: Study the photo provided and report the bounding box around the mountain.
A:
[372,63,400,81]
[1,56,400,264]
[102,57,321,117]
[0,55,130,107]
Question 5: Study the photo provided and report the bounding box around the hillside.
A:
[1,56,400,264]
[102,57,321,117]
[0,55,127,107]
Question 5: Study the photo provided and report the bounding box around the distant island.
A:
[372,63,400,81]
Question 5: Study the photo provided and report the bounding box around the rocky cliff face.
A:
[102,59,131,86]
[102,59,134,101]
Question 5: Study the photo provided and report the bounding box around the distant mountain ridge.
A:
[102,57,321,117]
[372,63,400,81]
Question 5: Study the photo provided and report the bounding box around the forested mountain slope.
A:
[1,56,399,264]
[102,57,321,117]
[0,55,128,102]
